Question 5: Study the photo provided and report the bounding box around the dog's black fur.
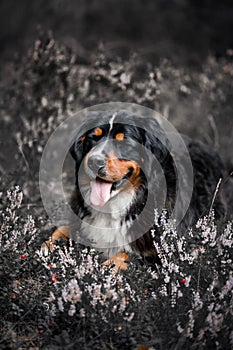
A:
[69,110,229,258]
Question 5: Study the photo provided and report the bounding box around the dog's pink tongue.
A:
[90,180,112,207]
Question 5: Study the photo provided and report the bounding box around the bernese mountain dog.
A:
[43,110,229,271]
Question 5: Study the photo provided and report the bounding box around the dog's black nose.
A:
[88,155,106,174]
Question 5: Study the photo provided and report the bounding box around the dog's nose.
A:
[88,155,106,174]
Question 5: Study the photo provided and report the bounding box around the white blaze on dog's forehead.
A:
[109,112,117,133]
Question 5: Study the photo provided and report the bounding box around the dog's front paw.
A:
[40,226,70,256]
[40,239,54,256]
[103,252,129,273]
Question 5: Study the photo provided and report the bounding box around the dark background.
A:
[1,0,233,60]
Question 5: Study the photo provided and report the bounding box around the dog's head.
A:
[70,110,170,208]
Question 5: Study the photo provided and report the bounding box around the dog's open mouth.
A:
[90,171,132,207]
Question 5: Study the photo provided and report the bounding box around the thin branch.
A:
[208,178,222,219]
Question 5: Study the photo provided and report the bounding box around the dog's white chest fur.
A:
[79,189,135,257]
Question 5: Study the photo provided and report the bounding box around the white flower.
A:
[80,308,85,317]
[68,304,76,316]
[57,297,64,312]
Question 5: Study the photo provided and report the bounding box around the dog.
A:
[43,110,229,271]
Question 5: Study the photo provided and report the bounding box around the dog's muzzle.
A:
[87,155,106,177]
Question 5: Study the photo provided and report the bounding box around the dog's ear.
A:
[142,119,172,209]
[70,135,85,163]
[144,118,170,165]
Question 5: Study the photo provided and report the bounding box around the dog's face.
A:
[70,111,169,209]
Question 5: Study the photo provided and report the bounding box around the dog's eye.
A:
[93,128,103,137]
[115,133,125,141]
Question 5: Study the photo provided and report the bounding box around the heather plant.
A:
[0,187,146,348]
[0,190,232,349]
[0,186,36,253]
[0,187,45,313]
[149,209,232,349]
[42,247,137,322]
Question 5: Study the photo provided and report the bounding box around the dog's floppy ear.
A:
[70,135,85,163]
[144,118,170,164]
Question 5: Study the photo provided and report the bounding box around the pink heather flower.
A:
[192,291,203,311]
[186,310,194,339]
[57,297,64,312]
[68,304,76,316]
[177,323,184,334]
[124,312,135,322]
[80,308,85,317]
[206,309,224,337]
[49,291,56,302]
[219,273,233,299]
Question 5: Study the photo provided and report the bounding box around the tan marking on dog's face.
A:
[128,167,142,189]
[106,150,141,187]
[94,128,103,137]
[115,133,125,141]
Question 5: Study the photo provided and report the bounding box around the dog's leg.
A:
[41,226,70,256]
[41,228,129,273]
[103,252,129,273]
